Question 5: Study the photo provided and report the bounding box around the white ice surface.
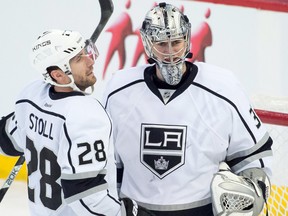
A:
[0,180,29,216]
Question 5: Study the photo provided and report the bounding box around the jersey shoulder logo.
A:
[140,123,187,179]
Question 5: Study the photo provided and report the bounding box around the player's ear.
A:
[49,67,66,84]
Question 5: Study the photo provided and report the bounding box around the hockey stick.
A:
[90,0,114,43]
[0,155,25,203]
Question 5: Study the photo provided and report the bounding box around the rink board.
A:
[0,155,27,181]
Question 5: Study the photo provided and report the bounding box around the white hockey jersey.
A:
[102,62,273,215]
[2,80,121,216]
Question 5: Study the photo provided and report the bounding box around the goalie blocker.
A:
[211,162,270,216]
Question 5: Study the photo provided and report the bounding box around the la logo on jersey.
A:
[140,124,187,179]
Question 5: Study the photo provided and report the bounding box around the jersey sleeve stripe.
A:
[226,136,272,169]
[226,132,270,161]
[65,183,108,204]
[229,150,272,172]
[61,173,107,203]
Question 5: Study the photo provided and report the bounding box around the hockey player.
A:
[0,29,153,216]
[102,3,273,216]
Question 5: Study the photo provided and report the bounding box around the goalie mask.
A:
[30,29,99,94]
[140,2,191,85]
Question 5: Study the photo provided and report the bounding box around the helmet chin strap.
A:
[66,75,94,95]
[46,74,94,95]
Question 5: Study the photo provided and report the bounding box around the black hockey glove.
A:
[121,198,155,216]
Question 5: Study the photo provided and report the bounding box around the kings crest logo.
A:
[140,124,187,179]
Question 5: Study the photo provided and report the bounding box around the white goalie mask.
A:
[30,29,99,94]
[140,2,191,85]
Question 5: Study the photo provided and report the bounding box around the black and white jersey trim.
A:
[63,122,75,173]
[121,191,212,214]
[62,174,107,203]
[79,199,105,216]
[104,79,144,109]
[16,99,66,120]
[191,82,257,144]
[191,82,273,169]
[0,112,23,156]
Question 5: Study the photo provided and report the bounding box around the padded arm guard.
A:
[211,162,270,216]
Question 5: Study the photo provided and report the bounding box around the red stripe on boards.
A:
[189,0,288,12]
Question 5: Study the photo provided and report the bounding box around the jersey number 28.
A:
[26,136,107,211]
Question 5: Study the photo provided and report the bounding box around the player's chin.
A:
[90,76,97,85]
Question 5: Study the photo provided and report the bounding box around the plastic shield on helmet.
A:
[83,39,99,61]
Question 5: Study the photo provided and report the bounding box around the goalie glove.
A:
[211,162,270,216]
[120,198,155,216]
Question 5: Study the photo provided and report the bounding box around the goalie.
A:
[102,2,273,216]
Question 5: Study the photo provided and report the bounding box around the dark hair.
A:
[46,66,60,82]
